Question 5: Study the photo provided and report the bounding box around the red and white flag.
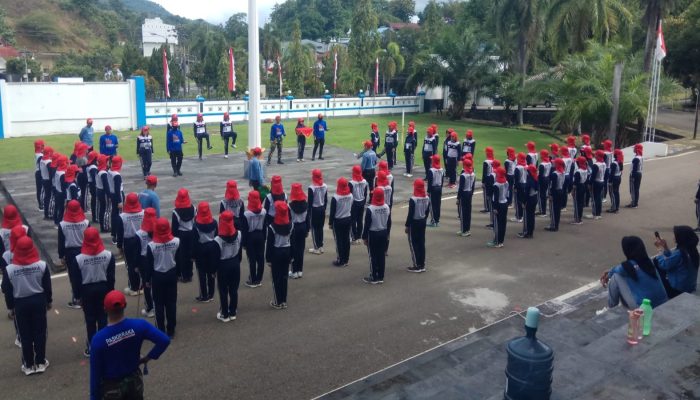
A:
[374,57,379,95]
[277,54,283,97]
[162,48,170,98]
[228,47,236,92]
[333,51,338,90]
[655,21,667,61]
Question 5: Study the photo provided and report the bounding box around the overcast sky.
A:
[150,0,435,25]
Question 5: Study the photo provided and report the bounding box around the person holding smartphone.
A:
[653,227,699,297]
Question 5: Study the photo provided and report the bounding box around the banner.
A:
[162,48,170,98]
[277,54,283,97]
[228,47,236,92]
[655,21,667,61]
[374,57,379,95]
[333,51,338,90]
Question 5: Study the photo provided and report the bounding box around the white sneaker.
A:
[233,144,237,148]
[124,288,139,297]
[14,337,21,348]
[406,174,413,177]
[141,308,155,318]
[460,231,471,237]
[35,359,49,373]
[224,155,229,159]
[21,365,35,376]
[296,159,301,162]
[561,208,567,212]
[584,214,594,219]
[319,247,324,254]
[308,248,322,255]
[297,272,303,278]
[216,312,230,323]
[594,216,602,220]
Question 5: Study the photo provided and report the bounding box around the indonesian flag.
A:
[655,21,667,61]
[333,51,338,90]
[228,47,236,92]
[162,48,170,98]
[277,54,283,97]
[374,57,379,95]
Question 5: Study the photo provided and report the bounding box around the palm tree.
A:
[377,42,406,94]
[547,0,633,59]
[641,0,678,71]
[495,0,549,125]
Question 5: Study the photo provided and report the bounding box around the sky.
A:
[150,0,435,26]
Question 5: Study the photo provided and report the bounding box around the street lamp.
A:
[694,88,699,140]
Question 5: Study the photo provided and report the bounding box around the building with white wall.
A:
[142,18,178,57]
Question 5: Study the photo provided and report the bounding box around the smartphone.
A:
[654,231,661,239]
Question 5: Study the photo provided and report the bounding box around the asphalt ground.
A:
[0,147,698,400]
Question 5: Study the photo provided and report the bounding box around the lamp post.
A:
[285,90,294,119]
[243,90,250,122]
[358,89,365,116]
[694,88,699,140]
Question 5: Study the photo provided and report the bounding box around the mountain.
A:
[117,0,175,20]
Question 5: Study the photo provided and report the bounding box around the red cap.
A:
[527,141,536,152]
[153,217,174,243]
[218,210,236,236]
[56,155,68,172]
[371,187,385,206]
[363,140,372,149]
[9,225,27,252]
[34,139,45,153]
[431,154,441,169]
[554,158,566,173]
[87,150,98,165]
[103,290,126,312]
[408,121,415,126]
[376,171,389,187]
[583,147,593,159]
[576,156,588,169]
[141,208,157,234]
[485,146,494,160]
[540,149,550,162]
[352,165,363,182]
[247,190,262,212]
[614,149,624,163]
[2,205,21,229]
[273,201,290,225]
[224,112,230,120]
[145,175,158,186]
[270,175,284,196]
[495,167,507,184]
[197,113,203,121]
[506,147,516,160]
[492,159,501,170]
[371,123,378,131]
[594,149,605,162]
[567,136,576,147]
[466,129,473,139]
[550,143,559,154]
[174,188,191,209]
[42,146,54,160]
[289,183,306,202]
[603,139,613,151]
[12,236,39,266]
[252,147,262,156]
[388,121,397,130]
[225,180,240,200]
[123,192,142,213]
[582,134,591,144]
[464,153,473,161]
[560,146,569,158]
[141,126,150,135]
[336,177,350,196]
[413,179,426,197]
[63,200,85,223]
[81,227,105,256]
[111,156,123,172]
[312,169,323,186]
[517,152,527,166]
[527,164,538,181]
[378,160,389,174]
[73,141,82,155]
[196,201,213,225]
[634,143,643,155]
[65,164,79,183]
[97,154,109,171]
[105,125,112,133]
[427,126,435,136]
[463,158,474,173]
[451,131,458,141]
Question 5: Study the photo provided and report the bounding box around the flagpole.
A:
[248,0,261,149]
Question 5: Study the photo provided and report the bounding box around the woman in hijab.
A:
[654,226,699,297]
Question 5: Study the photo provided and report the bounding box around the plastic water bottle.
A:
[640,298,653,336]
[626,309,643,345]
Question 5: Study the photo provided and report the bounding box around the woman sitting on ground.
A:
[653,226,699,298]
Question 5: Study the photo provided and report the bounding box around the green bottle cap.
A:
[642,298,651,305]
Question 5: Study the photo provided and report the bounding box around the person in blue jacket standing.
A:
[166,117,184,177]
[268,116,286,166]
[79,118,95,151]
[99,126,118,157]
[312,113,328,161]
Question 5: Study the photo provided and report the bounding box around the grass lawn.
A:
[0,114,560,174]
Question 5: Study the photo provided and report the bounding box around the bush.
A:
[16,11,62,45]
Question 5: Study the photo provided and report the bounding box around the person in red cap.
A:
[194,202,218,302]
[194,113,212,160]
[295,117,307,162]
[241,190,266,287]
[39,146,54,219]
[537,149,552,216]
[166,114,184,177]
[33,139,45,211]
[213,211,242,322]
[220,180,244,228]
[349,165,368,244]
[518,164,539,238]
[427,154,444,227]
[1,204,29,256]
[58,200,90,309]
[566,135,578,159]
[362,187,390,284]
[1,225,27,348]
[608,149,624,213]
[312,113,328,161]
[136,126,154,178]
[549,143,560,162]
[108,155,125,245]
[248,147,264,190]
[505,147,516,208]
[266,201,293,309]
[526,141,538,166]
[65,164,81,203]
[580,134,592,156]
[85,150,99,221]
[462,129,476,157]
[626,143,644,208]
[263,175,288,227]
[582,146,594,208]
[288,183,309,278]
[52,154,69,226]
[1,237,52,375]
[480,147,495,214]
[456,157,475,236]
[268,115,286,165]
[513,152,528,223]
[559,146,574,211]
[377,121,399,169]
[422,124,439,177]
[75,227,115,357]
[308,169,328,255]
[96,154,111,232]
[117,193,145,296]
[79,118,94,151]
[546,158,568,231]
[406,178,430,272]
[99,125,118,157]
[403,121,417,177]
[172,188,195,282]
[136,208,157,317]
[145,217,180,337]
[370,122,381,152]
[139,174,160,218]
[444,131,461,188]
[375,160,395,206]
[441,128,452,170]
[89,289,170,400]
[220,112,237,158]
[487,167,509,248]
[602,139,614,202]
[329,177,353,267]
[70,140,83,165]
[589,150,607,220]
[486,159,501,228]
[75,143,90,209]
[571,156,589,225]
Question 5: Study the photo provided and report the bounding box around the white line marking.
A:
[50,261,125,280]
[400,192,482,209]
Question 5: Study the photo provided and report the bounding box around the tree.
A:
[0,6,16,46]
[284,20,316,97]
[665,1,700,89]
[224,13,248,43]
[419,0,443,45]
[121,42,145,79]
[16,11,62,45]
[641,0,679,71]
[6,58,42,81]
[349,0,381,80]
[389,0,416,22]
[377,42,405,93]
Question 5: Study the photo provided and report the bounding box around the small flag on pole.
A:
[654,21,667,61]
[228,47,236,92]
[333,51,338,90]
[374,57,379,95]
[162,48,170,98]
[277,54,283,97]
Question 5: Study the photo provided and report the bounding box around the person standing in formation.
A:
[607,149,624,214]
[85,151,98,221]
[288,183,309,279]
[329,177,353,267]
[33,140,45,211]
[375,161,395,207]
[457,157,475,237]
[58,200,89,309]
[362,187,391,284]
[99,126,119,158]
[462,130,476,157]
[481,147,495,214]
[580,134,592,155]
[116,193,144,297]
[370,123,381,152]
[512,152,528,224]
[263,176,287,227]
[248,147,264,191]
[79,118,95,151]
[268,116,286,166]
[172,189,195,283]
[136,126,154,179]
[518,164,539,238]
[75,227,115,357]
[537,149,552,217]
[549,143,560,162]
[560,146,574,211]
[349,165,368,244]
[295,118,307,162]
[504,147,516,209]
[136,208,157,318]
[571,157,589,226]
[39,146,54,220]
[526,141,538,166]
[589,150,607,220]
[139,175,160,218]
[194,202,218,303]
[193,113,212,160]
[582,147,594,209]
[65,164,81,204]
[308,169,328,255]
[47,151,60,219]
[95,155,110,232]
[0,225,27,348]
[145,218,180,338]
[488,167,509,248]
[358,141,378,192]
[266,201,293,309]
[213,211,242,322]
[602,139,614,203]
[220,112,237,158]
[445,131,461,188]
[427,154,444,227]
[546,158,568,232]
[312,113,327,161]
[107,155,124,246]
[422,124,438,177]
[380,121,399,170]
[241,191,266,288]
[220,180,244,228]
[403,121,417,177]
[52,155,68,227]
[166,115,184,177]
[406,179,430,272]
[626,143,644,209]
[566,135,578,159]
[2,237,52,376]
[486,160,500,229]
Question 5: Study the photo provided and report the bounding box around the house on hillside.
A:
[142,17,178,57]
[0,45,19,73]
